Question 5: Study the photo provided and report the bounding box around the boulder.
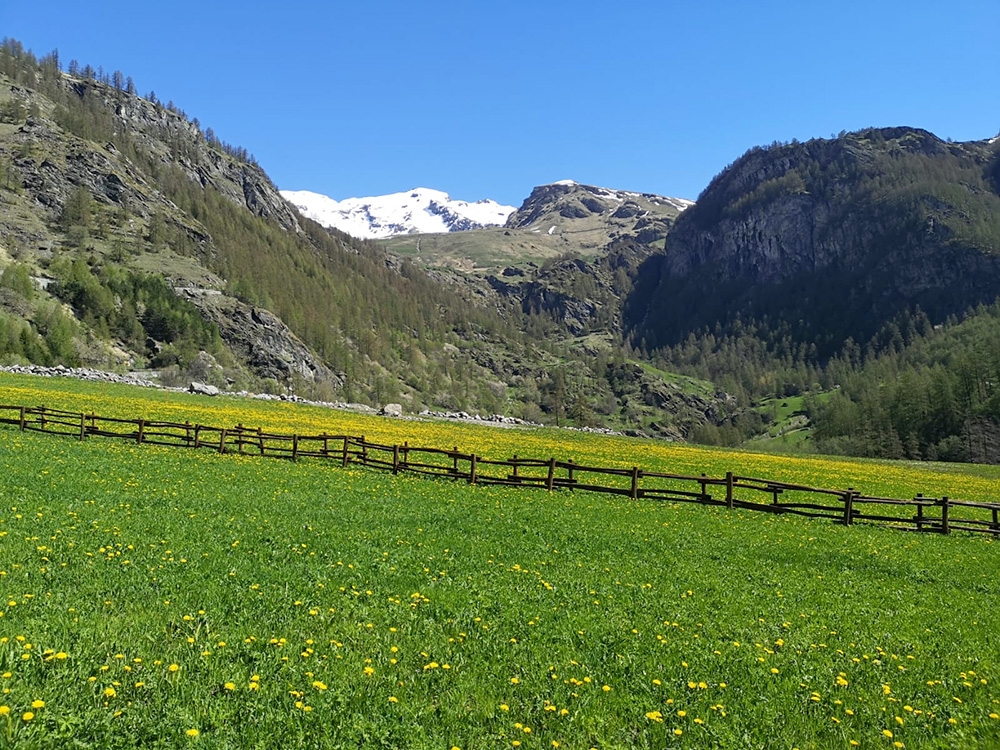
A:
[189,382,220,396]
[380,403,403,418]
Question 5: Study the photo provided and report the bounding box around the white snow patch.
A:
[548,225,557,235]
[551,179,578,186]
[281,187,515,239]
[990,135,999,144]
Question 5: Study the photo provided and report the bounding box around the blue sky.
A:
[3,0,998,206]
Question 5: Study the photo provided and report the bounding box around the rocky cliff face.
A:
[179,290,342,387]
[487,239,657,336]
[633,128,1000,352]
[506,181,691,247]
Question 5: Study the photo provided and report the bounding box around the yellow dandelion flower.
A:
[0,706,8,716]
[31,700,44,709]
[674,728,683,736]
[645,710,664,723]
[103,687,116,698]
[389,696,398,703]
[186,728,199,737]
[224,682,236,691]
[22,711,34,722]
[883,730,894,738]
[168,664,180,673]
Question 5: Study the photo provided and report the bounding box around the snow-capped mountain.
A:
[281,187,516,240]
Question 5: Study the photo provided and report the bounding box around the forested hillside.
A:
[0,38,734,436]
[625,128,1000,458]
[3,38,1000,461]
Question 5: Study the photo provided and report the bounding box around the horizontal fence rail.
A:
[2,404,998,538]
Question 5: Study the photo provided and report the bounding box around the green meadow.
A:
[0,377,998,748]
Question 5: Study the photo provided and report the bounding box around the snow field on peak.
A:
[281,188,515,240]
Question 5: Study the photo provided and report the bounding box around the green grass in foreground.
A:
[0,426,998,749]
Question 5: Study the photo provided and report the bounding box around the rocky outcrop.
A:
[59,77,302,233]
[634,128,1000,352]
[505,181,689,246]
[180,291,343,387]
[486,239,659,336]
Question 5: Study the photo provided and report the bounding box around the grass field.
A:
[1,374,999,748]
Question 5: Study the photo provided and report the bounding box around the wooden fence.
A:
[2,404,998,537]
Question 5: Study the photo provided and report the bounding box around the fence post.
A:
[403,441,409,468]
[940,496,950,534]
[19,406,26,431]
[452,447,459,474]
[322,433,329,457]
[237,424,245,454]
[567,459,575,490]
[546,457,556,491]
[469,454,478,484]
[393,444,400,475]
[185,422,192,447]
[292,435,299,462]
[992,507,999,536]
[218,428,227,454]
[630,466,640,500]
[843,488,854,526]
[194,425,201,449]
[700,473,709,502]
[511,455,519,482]
[361,436,368,464]
[342,437,350,467]
[137,419,145,444]
[258,428,265,456]
[79,413,86,441]
[726,471,734,509]
[915,494,924,531]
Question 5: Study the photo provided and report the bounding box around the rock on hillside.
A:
[506,181,693,247]
[633,127,1000,354]
[177,289,343,388]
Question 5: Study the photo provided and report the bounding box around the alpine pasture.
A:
[0,373,998,749]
